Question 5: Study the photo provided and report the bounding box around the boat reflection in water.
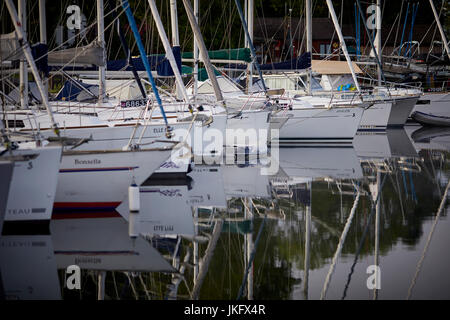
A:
[410,126,450,152]
[2,136,450,299]
[0,234,61,300]
[354,129,418,161]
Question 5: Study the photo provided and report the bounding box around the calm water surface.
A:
[1,126,450,300]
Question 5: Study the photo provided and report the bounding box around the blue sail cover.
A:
[225,52,311,71]
[107,46,182,76]
[55,79,97,101]
[52,46,183,77]
[156,46,182,77]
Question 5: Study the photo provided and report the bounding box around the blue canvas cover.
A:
[156,46,182,77]
[225,52,311,71]
[106,46,182,76]
[55,79,97,101]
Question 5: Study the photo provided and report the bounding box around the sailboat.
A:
[256,1,419,138]
[215,0,367,147]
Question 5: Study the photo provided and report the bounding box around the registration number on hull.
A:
[120,99,147,108]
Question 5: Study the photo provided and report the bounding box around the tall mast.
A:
[170,0,180,46]
[244,0,248,48]
[5,0,60,136]
[325,0,361,92]
[38,0,48,103]
[375,0,382,86]
[306,0,312,95]
[247,0,254,93]
[181,0,224,104]
[429,0,450,60]
[193,0,199,100]
[18,0,28,109]
[193,0,199,99]
[147,0,190,104]
[97,0,106,104]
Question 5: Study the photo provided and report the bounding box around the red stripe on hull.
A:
[52,212,121,220]
[53,202,121,208]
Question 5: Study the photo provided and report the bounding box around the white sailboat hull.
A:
[388,96,419,126]
[359,101,392,131]
[273,106,364,146]
[359,96,419,130]
[53,147,172,218]
[4,146,62,221]
[226,109,271,154]
[412,92,450,117]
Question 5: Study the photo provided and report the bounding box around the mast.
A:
[170,0,180,46]
[244,0,248,48]
[306,0,312,95]
[193,0,199,100]
[429,0,450,60]
[97,0,106,104]
[325,0,361,92]
[121,0,171,132]
[181,0,224,104]
[169,0,183,100]
[5,0,60,136]
[147,0,191,105]
[375,0,382,86]
[18,0,28,110]
[233,0,268,94]
[289,8,293,59]
[38,0,48,103]
[247,0,254,93]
